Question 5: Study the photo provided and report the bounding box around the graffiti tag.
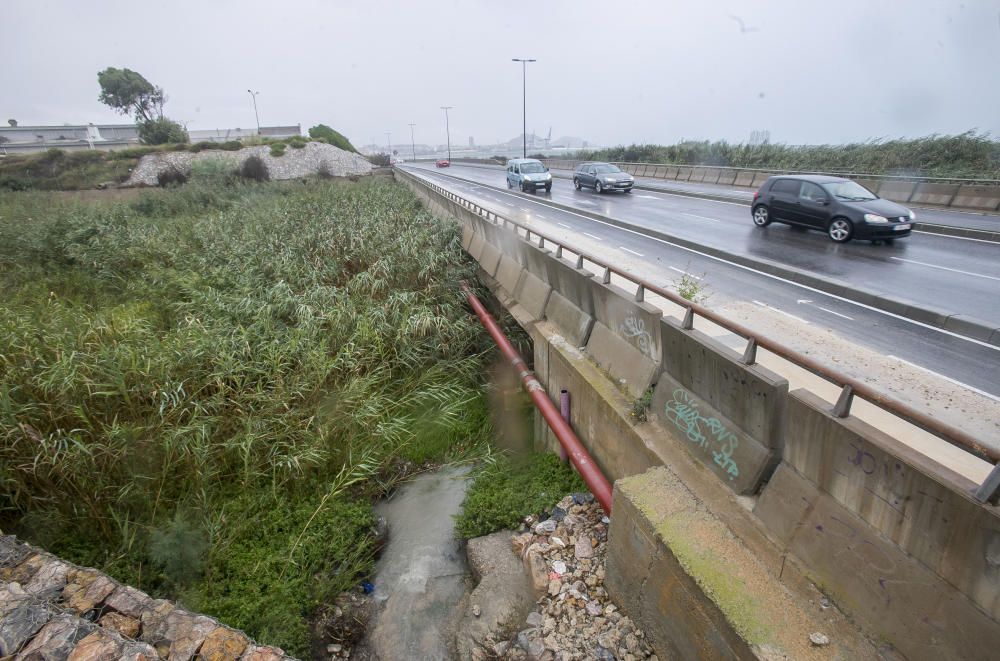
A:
[619,315,653,358]
[663,389,740,481]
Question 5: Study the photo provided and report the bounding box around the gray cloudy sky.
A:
[4,0,1000,148]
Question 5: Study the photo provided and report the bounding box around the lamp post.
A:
[386,131,392,161]
[511,58,536,158]
[440,106,453,162]
[246,90,260,135]
[408,123,416,162]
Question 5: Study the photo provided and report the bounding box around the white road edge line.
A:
[912,231,999,245]
[557,222,572,229]
[887,355,1000,403]
[583,232,604,241]
[681,212,721,223]
[753,300,811,324]
[406,167,1000,352]
[890,257,1000,282]
[620,247,644,257]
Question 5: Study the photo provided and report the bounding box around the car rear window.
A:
[771,179,801,195]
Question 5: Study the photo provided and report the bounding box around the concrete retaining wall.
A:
[394,167,1000,660]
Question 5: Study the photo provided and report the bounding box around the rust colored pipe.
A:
[461,282,613,514]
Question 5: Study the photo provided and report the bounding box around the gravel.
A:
[126,142,372,186]
[475,495,658,661]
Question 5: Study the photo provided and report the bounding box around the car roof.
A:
[508,158,542,164]
[767,174,850,184]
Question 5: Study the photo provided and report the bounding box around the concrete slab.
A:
[467,231,486,263]
[585,322,659,399]
[910,182,960,206]
[477,241,502,277]
[650,372,774,495]
[734,171,756,187]
[495,255,525,297]
[589,280,663,363]
[541,257,597,315]
[607,467,882,661]
[461,222,475,251]
[513,270,552,321]
[543,291,594,347]
[520,241,553,280]
[952,185,1000,211]
[753,463,820,548]
[878,180,917,203]
[717,170,738,186]
[660,318,788,452]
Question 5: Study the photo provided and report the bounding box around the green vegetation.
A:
[576,131,1000,179]
[308,124,358,153]
[97,67,188,145]
[0,149,138,191]
[0,174,493,655]
[269,142,287,157]
[455,453,586,539]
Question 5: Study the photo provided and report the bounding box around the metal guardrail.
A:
[396,166,1000,503]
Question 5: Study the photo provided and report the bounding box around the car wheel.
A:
[507,178,513,189]
[521,182,528,193]
[884,238,895,245]
[574,178,581,190]
[595,181,604,194]
[545,184,551,193]
[752,205,771,227]
[625,189,632,194]
[828,217,853,243]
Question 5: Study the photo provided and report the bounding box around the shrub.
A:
[288,137,307,149]
[238,155,270,181]
[138,117,189,145]
[220,141,243,151]
[316,162,333,179]
[0,176,32,191]
[167,142,189,152]
[368,152,390,167]
[156,166,188,187]
[455,453,586,539]
[108,146,159,160]
[269,143,286,157]
[187,141,218,153]
[308,124,358,153]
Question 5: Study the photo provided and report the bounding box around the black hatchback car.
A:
[751,175,915,243]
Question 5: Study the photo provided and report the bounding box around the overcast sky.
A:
[4,0,1000,148]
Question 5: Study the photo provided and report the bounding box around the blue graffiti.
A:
[664,389,740,481]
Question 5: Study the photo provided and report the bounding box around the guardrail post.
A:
[681,307,694,330]
[741,337,758,365]
[974,464,1000,504]
[602,267,611,284]
[634,284,645,302]
[575,255,585,269]
[555,245,563,258]
[833,384,854,418]
[538,236,545,249]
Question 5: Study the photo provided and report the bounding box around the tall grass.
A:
[576,131,1000,179]
[0,174,492,655]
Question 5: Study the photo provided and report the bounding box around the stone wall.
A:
[0,535,294,660]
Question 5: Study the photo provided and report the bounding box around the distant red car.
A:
[436,159,450,168]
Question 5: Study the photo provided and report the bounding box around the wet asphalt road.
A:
[402,163,1000,398]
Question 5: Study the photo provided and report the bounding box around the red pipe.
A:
[461,282,613,514]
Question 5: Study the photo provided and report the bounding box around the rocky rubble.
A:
[0,535,293,660]
[126,142,373,186]
[475,495,658,661]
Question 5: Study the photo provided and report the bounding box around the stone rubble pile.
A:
[126,142,373,187]
[0,535,293,660]
[477,494,658,661]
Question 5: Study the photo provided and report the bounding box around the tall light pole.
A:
[408,123,416,162]
[512,58,536,158]
[440,106,453,161]
[247,90,261,135]
[386,131,392,158]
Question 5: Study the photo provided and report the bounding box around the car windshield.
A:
[520,162,546,173]
[825,181,877,201]
[594,164,622,174]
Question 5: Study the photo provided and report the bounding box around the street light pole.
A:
[440,106,453,162]
[408,123,416,162]
[247,90,260,135]
[386,131,392,160]
[511,58,536,158]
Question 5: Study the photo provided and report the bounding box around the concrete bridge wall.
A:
[397,167,1000,660]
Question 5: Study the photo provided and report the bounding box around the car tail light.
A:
[753,190,760,200]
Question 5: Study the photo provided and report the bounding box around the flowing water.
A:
[362,465,472,660]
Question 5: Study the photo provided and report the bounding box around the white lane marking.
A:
[620,247,645,257]
[817,306,854,320]
[682,212,721,223]
[635,194,661,199]
[753,300,811,324]
[583,232,604,241]
[519,207,531,212]
[913,231,999,245]
[536,214,547,219]
[557,222,572,229]
[887,355,1000,403]
[578,200,597,206]
[668,266,701,279]
[407,168,1000,352]
[890,257,1000,282]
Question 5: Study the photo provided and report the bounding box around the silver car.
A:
[573,162,634,193]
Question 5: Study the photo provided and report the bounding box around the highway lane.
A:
[451,162,1000,233]
[403,165,1000,405]
[411,163,1000,329]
